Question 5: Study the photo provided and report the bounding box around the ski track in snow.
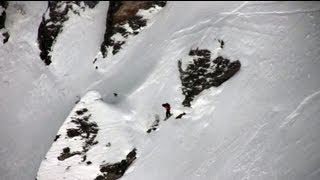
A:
[221,8,320,16]
[280,90,320,128]
[171,1,248,40]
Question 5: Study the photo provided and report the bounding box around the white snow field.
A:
[1,1,320,180]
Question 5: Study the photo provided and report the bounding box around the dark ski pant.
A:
[166,110,171,118]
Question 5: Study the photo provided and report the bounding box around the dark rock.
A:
[57,147,81,161]
[65,110,99,163]
[82,155,87,162]
[0,1,9,44]
[86,161,92,165]
[178,48,241,107]
[0,2,8,29]
[2,30,9,43]
[76,108,88,115]
[95,175,104,180]
[63,147,70,154]
[54,134,61,142]
[175,112,186,119]
[93,58,98,64]
[67,128,81,138]
[97,148,137,180]
[146,115,160,134]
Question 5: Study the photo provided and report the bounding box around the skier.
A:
[162,103,172,119]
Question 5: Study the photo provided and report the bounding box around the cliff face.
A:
[37,1,99,65]
[99,1,166,59]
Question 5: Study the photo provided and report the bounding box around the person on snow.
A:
[162,103,172,119]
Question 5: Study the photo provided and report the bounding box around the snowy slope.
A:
[0,2,109,180]
[1,1,320,180]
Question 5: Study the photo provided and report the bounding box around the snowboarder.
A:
[162,103,172,119]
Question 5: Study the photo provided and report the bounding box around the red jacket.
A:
[162,103,170,110]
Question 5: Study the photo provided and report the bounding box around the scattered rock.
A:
[86,161,92,165]
[178,47,241,107]
[95,148,137,180]
[106,142,111,147]
[64,108,99,162]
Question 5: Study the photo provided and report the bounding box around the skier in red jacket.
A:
[162,103,172,119]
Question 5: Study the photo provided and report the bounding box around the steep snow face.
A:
[117,2,320,180]
[0,2,108,180]
[2,1,320,180]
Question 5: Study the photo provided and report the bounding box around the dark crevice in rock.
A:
[99,1,167,59]
[37,1,99,65]
[178,47,241,107]
[95,148,137,180]
[0,1,9,44]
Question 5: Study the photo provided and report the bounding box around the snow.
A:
[37,91,136,180]
[0,2,109,180]
[1,1,320,180]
